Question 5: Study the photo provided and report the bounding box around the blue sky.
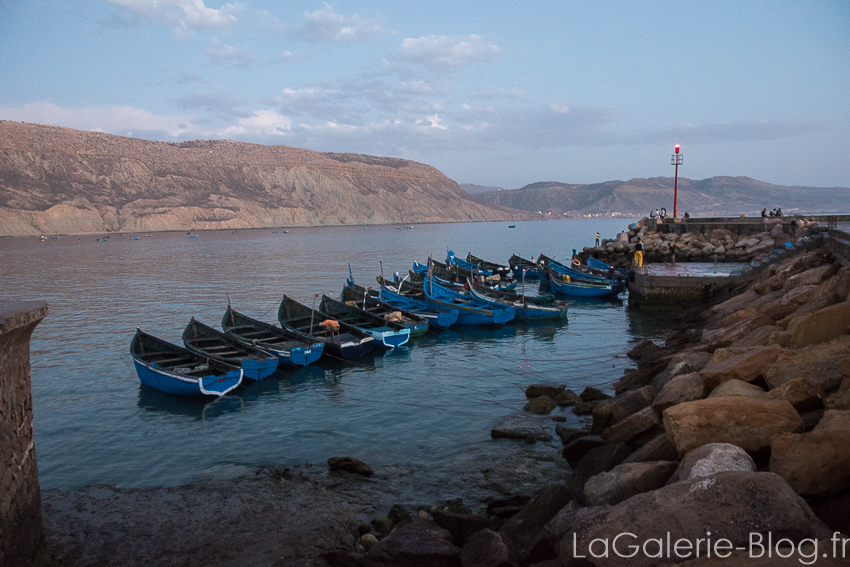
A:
[1,1,848,189]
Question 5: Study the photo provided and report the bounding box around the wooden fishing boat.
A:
[373,277,460,329]
[319,295,411,348]
[466,253,511,277]
[508,254,541,279]
[547,268,622,298]
[278,295,375,359]
[182,318,279,381]
[447,250,495,277]
[422,277,515,326]
[130,329,243,396]
[537,254,612,285]
[467,279,568,320]
[221,307,324,367]
[341,282,430,337]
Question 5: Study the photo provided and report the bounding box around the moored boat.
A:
[547,268,622,298]
[342,281,430,337]
[319,295,411,348]
[422,277,515,326]
[373,277,460,329]
[221,307,324,367]
[278,295,375,359]
[467,278,568,320]
[508,254,541,279]
[466,252,511,277]
[130,329,243,396]
[182,318,279,380]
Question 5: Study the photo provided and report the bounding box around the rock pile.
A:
[318,246,850,567]
[578,218,821,268]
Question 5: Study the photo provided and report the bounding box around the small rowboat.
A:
[423,277,515,326]
[508,254,541,279]
[319,295,411,348]
[373,277,460,329]
[547,268,622,298]
[130,329,243,396]
[467,278,568,320]
[221,307,324,367]
[182,318,279,381]
[342,281,430,337]
[278,296,375,359]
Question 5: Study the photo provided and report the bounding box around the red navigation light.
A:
[675,144,680,154]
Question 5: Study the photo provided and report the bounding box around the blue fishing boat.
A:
[467,278,568,320]
[466,253,511,278]
[508,254,541,279]
[423,277,515,326]
[278,296,375,359]
[182,318,279,381]
[587,256,612,271]
[446,250,495,276]
[373,277,460,329]
[319,295,411,348]
[130,329,243,396]
[221,307,323,367]
[342,279,430,337]
[538,254,611,285]
[548,268,622,298]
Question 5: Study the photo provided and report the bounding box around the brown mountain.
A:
[0,121,533,236]
[474,178,850,217]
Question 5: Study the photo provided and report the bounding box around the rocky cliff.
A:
[0,121,532,236]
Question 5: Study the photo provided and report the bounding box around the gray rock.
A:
[561,435,604,469]
[651,372,706,414]
[600,406,660,444]
[525,384,565,399]
[328,456,373,476]
[431,509,492,548]
[621,433,679,464]
[560,471,832,567]
[573,443,633,478]
[553,389,582,407]
[667,442,756,484]
[579,386,611,402]
[498,484,573,567]
[554,425,587,445]
[591,385,657,434]
[523,395,557,415]
[491,413,553,443]
[459,529,513,567]
[584,461,678,506]
[651,360,695,391]
[368,517,461,566]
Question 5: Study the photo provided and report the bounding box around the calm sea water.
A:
[0,218,672,493]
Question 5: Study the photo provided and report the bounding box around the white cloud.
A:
[205,38,254,66]
[218,109,292,137]
[550,103,570,114]
[107,0,240,38]
[397,34,500,68]
[0,101,194,138]
[295,4,383,42]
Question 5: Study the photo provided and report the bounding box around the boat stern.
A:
[289,343,324,366]
[199,369,243,396]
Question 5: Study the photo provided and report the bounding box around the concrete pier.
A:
[627,263,751,308]
[0,301,48,567]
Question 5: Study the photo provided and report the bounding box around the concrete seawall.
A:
[1,301,47,567]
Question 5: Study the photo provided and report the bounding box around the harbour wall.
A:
[0,301,48,567]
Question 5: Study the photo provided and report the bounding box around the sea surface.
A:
[0,218,675,495]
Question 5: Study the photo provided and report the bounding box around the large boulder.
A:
[666,443,756,484]
[788,301,850,349]
[525,384,565,399]
[770,410,850,496]
[663,397,804,455]
[707,379,765,399]
[621,433,679,464]
[561,435,605,469]
[459,529,514,567]
[600,407,660,444]
[764,378,824,412]
[573,443,633,478]
[590,385,656,434]
[651,372,707,414]
[699,345,783,391]
[764,336,850,393]
[583,461,677,506]
[327,456,373,476]
[367,517,461,566]
[558,472,831,567]
[524,395,557,415]
[498,484,574,567]
[650,360,695,391]
[784,264,834,291]
[431,509,492,548]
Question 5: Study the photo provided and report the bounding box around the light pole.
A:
[671,144,682,219]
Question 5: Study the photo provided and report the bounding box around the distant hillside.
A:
[460,183,509,195]
[0,121,534,236]
[474,177,850,217]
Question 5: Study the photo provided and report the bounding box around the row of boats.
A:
[129,251,627,398]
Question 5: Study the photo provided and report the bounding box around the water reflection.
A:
[137,386,245,420]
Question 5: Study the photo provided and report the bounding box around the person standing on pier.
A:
[634,238,644,268]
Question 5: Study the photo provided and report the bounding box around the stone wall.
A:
[1,301,48,567]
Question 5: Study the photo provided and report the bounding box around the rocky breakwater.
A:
[319,247,850,567]
[578,217,821,269]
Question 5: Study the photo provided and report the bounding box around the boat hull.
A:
[133,359,242,397]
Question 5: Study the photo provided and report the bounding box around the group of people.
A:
[762,208,784,217]
[649,207,668,219]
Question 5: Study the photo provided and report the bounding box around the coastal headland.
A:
[29,222,850,567]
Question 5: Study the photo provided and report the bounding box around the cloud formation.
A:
[293,4,383,42]
[396,34,500,68]
[106,0,240,38]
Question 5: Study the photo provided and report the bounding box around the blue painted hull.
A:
[549,277,620,298]
[375,288,460,329]
[133,359,242,397]
[239,357,279,381]
[364,326,412,348]
[467,287,567,320]
[423,278,515,326]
